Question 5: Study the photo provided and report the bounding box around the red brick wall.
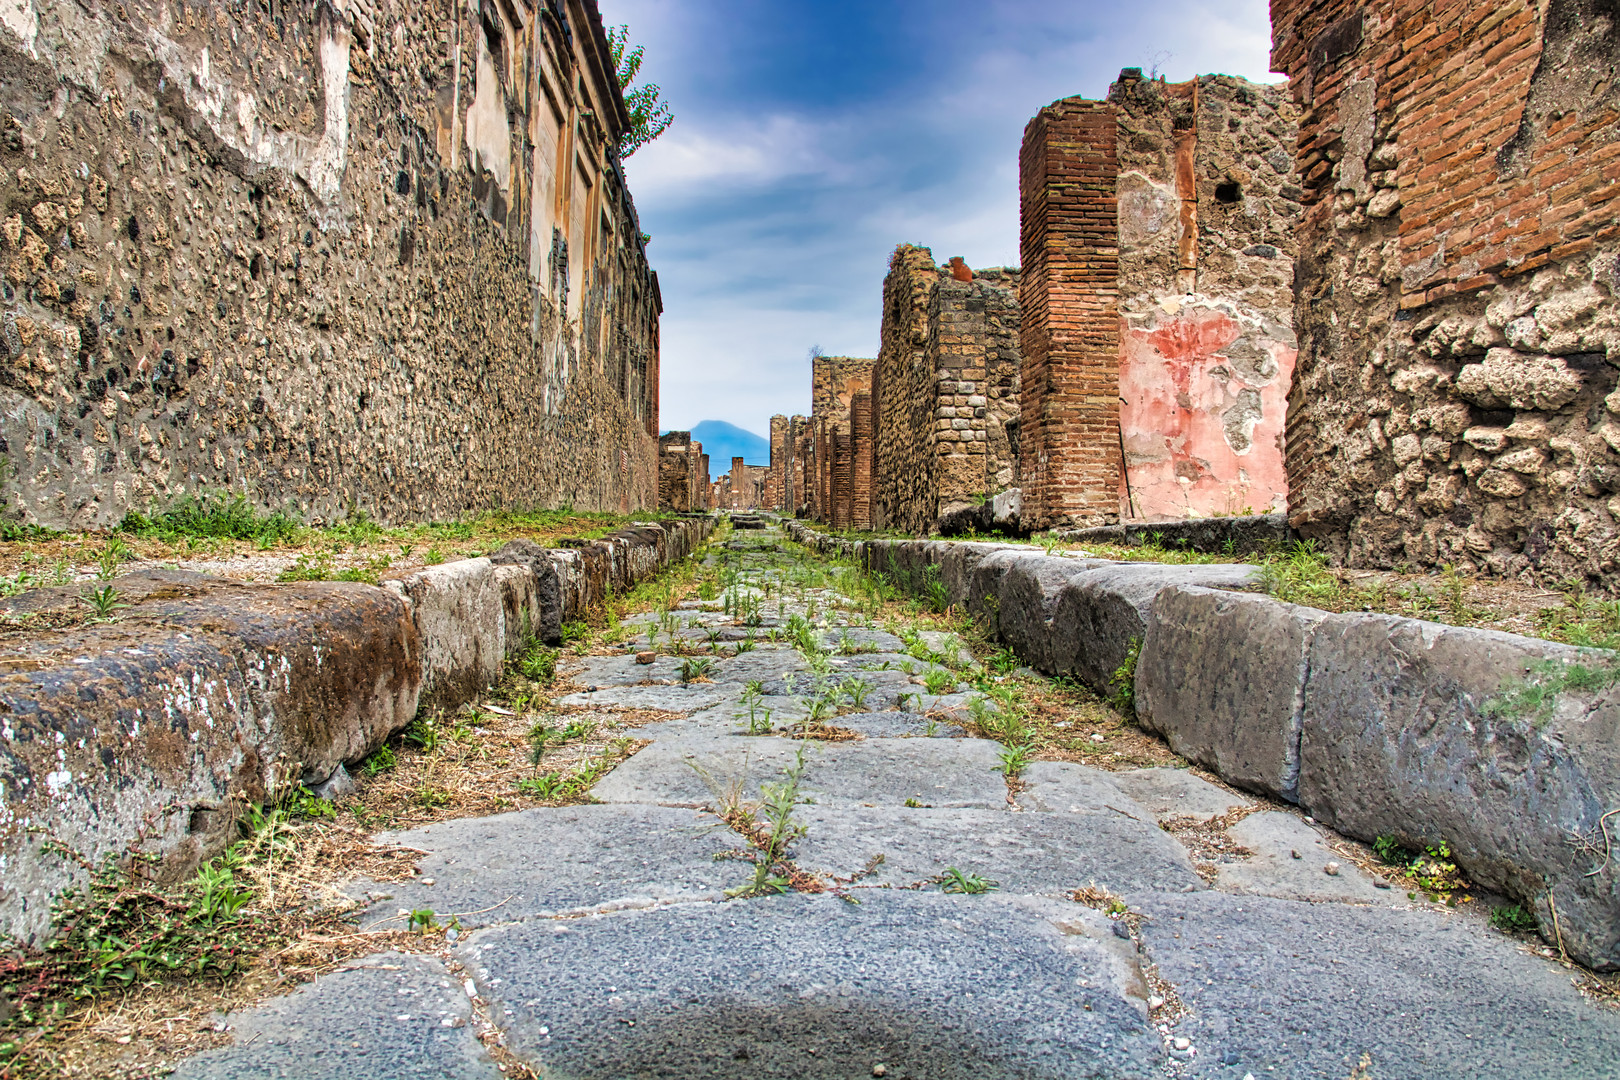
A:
[1018,99,1122,529]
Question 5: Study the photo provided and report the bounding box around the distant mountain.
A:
[678,420,770,471]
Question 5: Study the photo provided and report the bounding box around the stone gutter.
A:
[0,516,715,946]
[784,519,1620,971]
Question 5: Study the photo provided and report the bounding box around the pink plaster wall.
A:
[1118,303,1295,520]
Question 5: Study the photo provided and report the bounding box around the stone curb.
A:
[784,519,1620,971]
[0,515,714,945]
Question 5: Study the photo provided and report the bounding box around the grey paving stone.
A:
[792,805,1204,894]
[1133,891,1620,1079]
[357,805,735,928]
[1108,767,1255,824]
[1015,761,1154,819]
[169,953,499,1080]
[710,646,811,685]
[1214,811,1392,904]
[833,711,968,738]
[819,627,904,653]
[589,735,1011,809]
[553,684,731,711]
[459,891,1163,1080]
[565,651,687,687]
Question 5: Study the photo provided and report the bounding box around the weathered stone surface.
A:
[1107,767,1255,824]
[1299,614,1620,969]
[553,685,732,711]
[792,805,1203,894]
[1135,892,1620,1078]
[1045,563,1260,693]
[938,541,1023,608]
[589,735,1010,810]
[1136,585,1324,800]
[0,571,419,944]
[1058,513,1291,554]
[461,892,1162,1080]
[1215,811,1390,903]
[361,805,733,927]
[832,711,968,738]
[169,953,499,1080]
[385,558,510,713]
[1013,761,1155,818]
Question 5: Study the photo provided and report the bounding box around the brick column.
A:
[832,429,853,529]
[1018,98,1121,530]
[850,390,874,530]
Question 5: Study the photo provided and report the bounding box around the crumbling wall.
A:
[658,431,706,512]
[1272,0,1620,577]
[0,0,660,531]
[808,355,872,526]
[1111,72,1300,519]
[870,245,1021,534]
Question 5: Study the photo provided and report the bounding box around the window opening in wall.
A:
[1214,181,1242,203]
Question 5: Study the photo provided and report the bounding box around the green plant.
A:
[561,620,590,644]
[404,716,442,753]
[408,909,438,934]
[995,743,1034,777]
[922,667,956,696]
[95,537,131,581]
[728,746,809,898]
[81,584,127,620]
[922,565,949,613]
[1108,638,1142,715]
[1484,656,1620,727]
[842,677,873,710]
[361,745,397,775]
[517,773,568,798]
[680,656,716,683]
[1490,903,1538,933]
[938,867,997,894]
[519,641,558,683]
[190,863,253,924]
[988,647,1021,675]
[527,720,554,773]
[423,546,446,566]
[118,491,300,545]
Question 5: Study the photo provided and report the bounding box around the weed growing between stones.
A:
[1371,835,1470,902]
[937,867,997,894]
[1483,655,1620,728]
[1107,638,1141,715]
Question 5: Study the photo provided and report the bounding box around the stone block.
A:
[994,554,1112,672]
[0,572,419,945]
[1045,563,1260,696]
[387,557,508,712]
[1299,613,1620,970]
[1136,586,1324,800]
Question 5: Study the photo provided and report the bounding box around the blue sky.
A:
[603,0,1282,437]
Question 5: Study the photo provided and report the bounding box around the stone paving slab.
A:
[833,711,969,738]
[357,805,735,928]
[459,891,1163,1080]
[169,953,499,1080]
[1216,811,1391,904]
[1014,762,1155,819]
[589,735,1011,809]
[554,684,733,711]
[791,805,1204,895]
[1108,767,1256,824]
[818,627,905,653]
[1132,891,1620,1079]
[566,652,688,687]
[711,646,811,683]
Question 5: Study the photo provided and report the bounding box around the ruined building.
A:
[716,456,767,511]
[658,431,710,512]
[801,355,873,529]
[1019,72,1301,530]
[1271,0,1620,578]
[0,0,661,530]
[870,248,1021,534]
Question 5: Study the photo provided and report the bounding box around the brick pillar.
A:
[851,390,874,530]
[831,429,853,530]
[1018,98,1121,530]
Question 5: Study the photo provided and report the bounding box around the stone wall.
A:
[0,0,661,531]
[1112,73,1300,520]
[1272,0,1620,578]
[717,456,767,511]
[870,245,1022,534]
[658,431,708,512]
[1019,75,1300,530]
